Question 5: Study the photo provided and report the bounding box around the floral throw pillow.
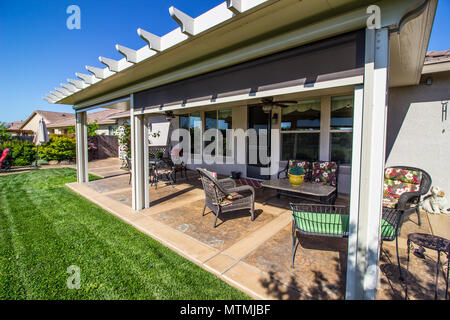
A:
[383,169,422,208]
[384,168,422,185]
[311,162,338,186]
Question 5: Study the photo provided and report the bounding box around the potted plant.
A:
[155,151,164,159]
[288,166,305,186]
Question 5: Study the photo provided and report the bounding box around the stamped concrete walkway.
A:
[66,159,449,300]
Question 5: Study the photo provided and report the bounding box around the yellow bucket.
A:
[289,174,305,186]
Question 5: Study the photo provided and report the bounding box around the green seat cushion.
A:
[292,212,396,238]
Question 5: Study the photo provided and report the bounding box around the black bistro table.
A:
[405,233,450,300]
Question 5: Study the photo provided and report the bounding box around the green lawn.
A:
[0,168,249,300]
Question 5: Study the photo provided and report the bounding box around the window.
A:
[218,109,232,156]
[108,125,116,135]
[204,111,217,156]
[178,113,202,154]
[204,109,233,157]
[281,99,321,161]
[330,95,354,164]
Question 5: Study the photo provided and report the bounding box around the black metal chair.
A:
[290,204,349,268]
[290,203,406,278]
[197,168,255,228]
[383,166,432,226]
[150,159,175,189]
[380,207,407,279]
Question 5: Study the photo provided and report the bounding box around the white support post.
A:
[75,111,89,183]
[345,28,390,300]
[131,95,150,211]
[320,96,331,161]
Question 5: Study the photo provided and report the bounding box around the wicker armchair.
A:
[197,168,255,228]
[383,166,432,226]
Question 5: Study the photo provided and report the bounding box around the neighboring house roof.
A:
[47,109,124,128]
[107,110,131,120]
[424,50,450,64]
[423,50,450,74]
[20,110,75,130]
[5,121,24,130]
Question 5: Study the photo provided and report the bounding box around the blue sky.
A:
[1,0,449,123]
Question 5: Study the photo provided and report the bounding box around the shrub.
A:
[39,134,76,161]
[0,140,37,166]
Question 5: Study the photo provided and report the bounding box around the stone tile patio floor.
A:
[66,159,449,300]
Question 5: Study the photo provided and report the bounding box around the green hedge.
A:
[38,134,76,161]
[0,140,37,166]
[0,134,77,166]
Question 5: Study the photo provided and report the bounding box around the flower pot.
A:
[289,174,305,186]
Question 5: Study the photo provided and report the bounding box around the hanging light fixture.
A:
[262,104,273,114]
[165,111,175,121]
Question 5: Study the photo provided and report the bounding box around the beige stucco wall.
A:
[386,71,450,194]
[21,113,42,134]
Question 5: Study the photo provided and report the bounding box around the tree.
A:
[67,120,99,138]
[0,122,12,143]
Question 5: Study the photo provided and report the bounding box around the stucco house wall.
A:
[386,70,450,194]
[21,114,42,134]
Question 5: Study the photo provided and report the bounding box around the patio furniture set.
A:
[197,160,448,297]
[126,146,188,187]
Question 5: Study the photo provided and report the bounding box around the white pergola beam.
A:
[137,29,164,52]
[45,1,274,102]
[99,56,133,72]
[227,0,243,14]
[55,87,71,96]
[68,78,88,89]
[76,72,100,85]
[86,65,115,79]
[47,93,60,101]
[43,97,56,103]
[61,83,78,93]
[227,0,269,14]
[50,91,65,99]
[116,44,138,63]
[169,6,196,36]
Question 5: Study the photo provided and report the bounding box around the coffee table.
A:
[261,179,337,205]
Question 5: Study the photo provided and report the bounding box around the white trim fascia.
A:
[73,96,130,112]
[135,75,364,115]
[422,61,450,74]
